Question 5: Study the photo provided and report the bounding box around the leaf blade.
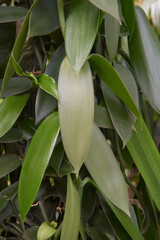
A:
[18,112,60,222]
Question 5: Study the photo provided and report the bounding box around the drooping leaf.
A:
[58,57,94,173]
[0,155,21,179]
[120,0,135,40]
[94,105,113,129]
[18,112,60,222]
[37,222,57,240]
[60,174,81,240]
[29,0,59,37]
[105,14,120,62]
[102,83,132,146]
[0,128,23,143]
[1,0,39,95]
[129,6,160,113]
[0,94,29,137]
[35,44,65,124]
[89,54,141,123]
[0,6,27,23]
[85,124,130,216]
[89,0,120,22]
[114,63,139,109]
[37,74,59,101]
[127,119,160,211]
[65,0,100,73]
[0,77,32,97]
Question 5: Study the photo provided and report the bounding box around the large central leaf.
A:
[58,57,94,173]
[65,0,100,73]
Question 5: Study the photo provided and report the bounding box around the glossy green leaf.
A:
[0,128,23,143]
[1,0,39,95]
[89,54,141,123]
[129,6,160,113]
[37,74,59,101]
[60,174,80,240]
[18,112,60,222]
[0,94,29,137]
[102,83,132,146]
[29,0,59,37]
[89,0,120,22]
[94,105,113,129]
[120,0,135,40]
[127,119,160,211]
[58,57,94,173]
[114,63,139,109]
[65,0,100,73]
[0,77,32,97]
[0,195,8,212]
[85,124,130,216]
[0,6,27,23]
[0,155,21,178]
[105,14,120,62]
[37,222,57,240]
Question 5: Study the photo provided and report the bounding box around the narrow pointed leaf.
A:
[37,74,59,101]
[0,155,21,178]
[89,0,120,22]
[85,124,130,216]
[18,112,60,222]
[37,222,57,240]
[0,94,29,137]
[129,6,160,113]
[89,54,141,123]
[60,174,80,240]
[102,83,132,146]
[120,0,135,40]
[105,14,120,62]
[0,6,27,23]
[1,0,39,94]
[29,0,59,37]
[65,0,100,73]
[127,120,160,211]
[58,57,94,173]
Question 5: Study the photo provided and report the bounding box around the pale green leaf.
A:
[85,124,130,216]
[60,174,80,240]
[58,57,94,173]
[37,222,57,240]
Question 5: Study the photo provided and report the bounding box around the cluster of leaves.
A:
[0,0,160,239]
